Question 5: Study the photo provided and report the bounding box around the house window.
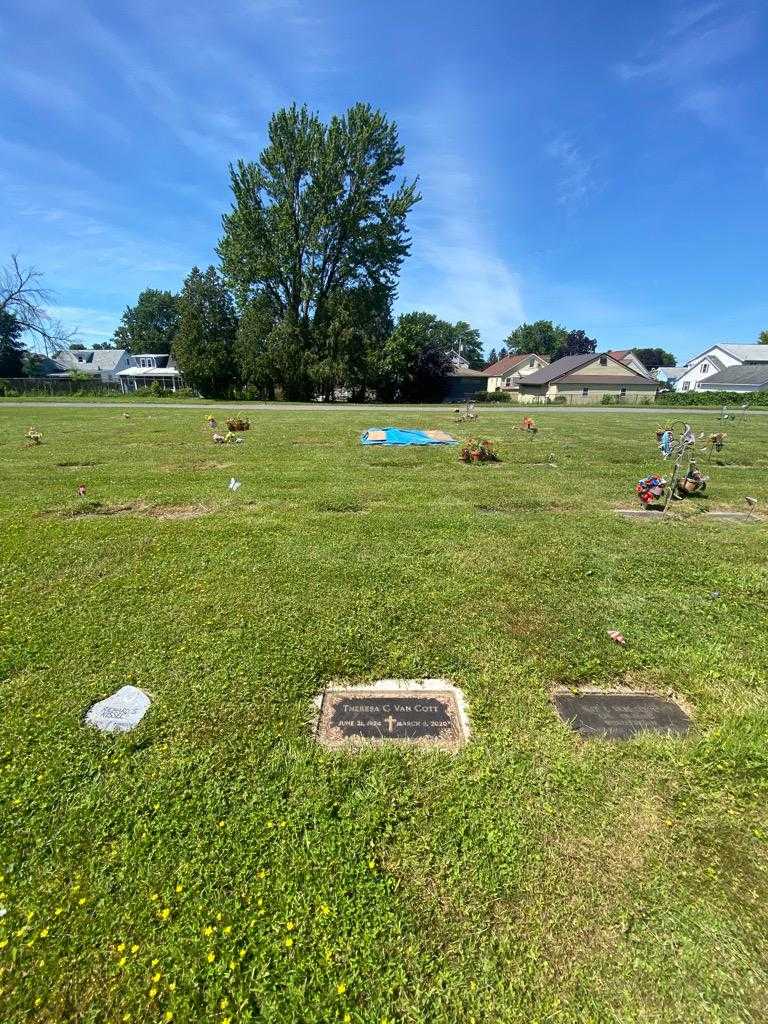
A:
[682,382,690,391]
[599,355,608,366]
[529,357,535,367]
[581,387,589,397]
[701,363,709,373]
[619,387,627,397]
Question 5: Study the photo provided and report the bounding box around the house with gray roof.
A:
[698,364,768,392]
[666,344,768,393]
[50,348,130,382]
[517,352,658,404]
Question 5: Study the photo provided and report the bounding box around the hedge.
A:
[655,389,768,408]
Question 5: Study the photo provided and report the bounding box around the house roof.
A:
[717,344,768,363]
[608,349,653,377]
[698,365,768,388]
[447,366,487,378]
[483,353,545,376]
[54,348,127,371]
[660,366,687,379]
[518,352,601,385]
[117,366,182,377]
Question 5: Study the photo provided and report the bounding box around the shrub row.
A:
[655,389,768,407]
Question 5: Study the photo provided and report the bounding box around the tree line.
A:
[3,101,766,390]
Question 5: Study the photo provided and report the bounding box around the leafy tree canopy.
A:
[504,320,568,360]
[759,329,768,345]
[218,102,419,399]
[486,347,498,367]
[174,267,237,397]
[630,347,676,369]
[380,311,455,402]
[111,288,180,353]
[554,329,597,360]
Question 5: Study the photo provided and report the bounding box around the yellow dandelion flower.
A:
[131,944,140,953]
[319,903,330,916]
[78,897,86,906]
[220,997,229,1009]
[117,943,126,953]
[222,1019,231,1024]
[337,983,347,995]
[258,869,266,879]
[278,820,286,828]
[175,884,183,893]
[169,982,176,992]
[207,952,215,963]
[152,972,161,983]
[368,860,375,870]
[122,1014,132,1022]
[239,948,246,959]
[218,820,225,828]
[0,941,8,950]
[284,937,293,948]
[344,1015,351,1023]
[38,928,49,938]
[216,913,223,922]
[286,921,295,931]
[151,958,159,966]
[203,926,214,936]
[229,960,236,971]
[159,907,170,920]
[118,956,127,967]
[223,925,232,935]
[164,1013,174,1022]
[54,907,63,916]
[149,987,157,998]
[35,998,42,1007]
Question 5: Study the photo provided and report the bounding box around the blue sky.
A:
[2,0,766,361]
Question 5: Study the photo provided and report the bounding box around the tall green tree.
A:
[444,320,484,369]
[379,312,454,402]
[630,347,676,369]
[554,329,597,360]
[505,321,568,360]
[111,289,180,353]
[219,102,420,399]
[0,310,26,377]
[759,330,768,345]
[174,267,237,397]
[486,347,498,367]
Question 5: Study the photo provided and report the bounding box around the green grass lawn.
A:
[1,406,767,1024]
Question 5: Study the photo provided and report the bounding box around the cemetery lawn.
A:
[2,405,768,1024]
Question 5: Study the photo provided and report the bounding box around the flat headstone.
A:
[706,511,763,524]
[85,685,151,733]
[616,508,665,519]
[553,690,691,740]
[314,679,469,750]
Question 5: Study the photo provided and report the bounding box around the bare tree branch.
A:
[0,254,78,356]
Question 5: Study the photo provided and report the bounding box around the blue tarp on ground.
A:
[360,427,457,446]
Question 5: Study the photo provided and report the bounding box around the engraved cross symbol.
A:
[384,714,397,734]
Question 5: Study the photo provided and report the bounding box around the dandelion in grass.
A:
[159,908,170,920]
[337,983,347,995]
[207,951,216,963]
[286,921,295,931]
[284,937,293,948]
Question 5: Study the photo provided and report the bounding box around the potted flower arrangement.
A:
[225,416,250,432]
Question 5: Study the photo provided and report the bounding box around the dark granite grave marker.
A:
[316,689,466,749]
[553,691,691,740]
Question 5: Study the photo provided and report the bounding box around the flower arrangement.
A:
[459,438,499,463]
[225,416,250,432]
[25,428,42,446]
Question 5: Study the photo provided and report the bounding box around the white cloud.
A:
[615,1,758,129]
[546,133,601,209]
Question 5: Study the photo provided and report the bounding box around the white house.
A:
[117,354,185,392]
[483,352,549,393]
[50,348,130,382]
[666,344,768,392]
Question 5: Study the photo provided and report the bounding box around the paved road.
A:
[1,400,765,416]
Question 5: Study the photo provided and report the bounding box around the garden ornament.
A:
[228,478,241,492]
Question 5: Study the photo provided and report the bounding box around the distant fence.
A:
[0,377,122,396]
